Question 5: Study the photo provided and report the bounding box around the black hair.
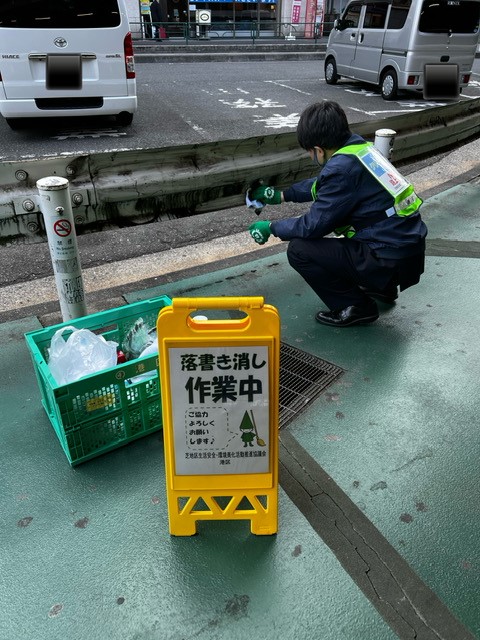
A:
[296,101,351,150]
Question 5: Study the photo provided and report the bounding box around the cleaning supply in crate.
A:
[138,339,158,358]
[122,317,156,360]
[126,334,159,385]
[48,326,118,385]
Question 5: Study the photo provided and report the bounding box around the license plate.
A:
[46,55,82,90]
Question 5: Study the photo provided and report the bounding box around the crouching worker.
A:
[248,101,427,327]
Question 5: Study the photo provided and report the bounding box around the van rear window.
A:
[0,0,121,29]
[387,0,411,29]
[419,0,480,33]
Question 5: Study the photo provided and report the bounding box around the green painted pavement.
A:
[420,180,480,243]
[125,251,479,637]
[0,318,398,640]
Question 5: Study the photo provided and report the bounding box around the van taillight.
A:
[124,32,135,79]
[462,74,470,84]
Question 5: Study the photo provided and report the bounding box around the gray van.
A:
[324,0,480,99]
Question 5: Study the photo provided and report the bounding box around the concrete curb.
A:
[134,51,326,63]
[133,41,327,63]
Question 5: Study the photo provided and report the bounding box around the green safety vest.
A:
[311,142,422,238]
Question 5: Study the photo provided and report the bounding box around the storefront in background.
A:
[133,0,335,37]
[288,0,334,36]
[189,0,277,28]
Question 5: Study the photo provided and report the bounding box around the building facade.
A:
[128,0,343,38]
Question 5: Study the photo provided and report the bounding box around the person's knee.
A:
[286,239,303,268]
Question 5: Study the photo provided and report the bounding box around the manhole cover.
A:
[279,342,344,429]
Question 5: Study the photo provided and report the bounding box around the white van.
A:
[324,0,480,100]
[0,0,137,129]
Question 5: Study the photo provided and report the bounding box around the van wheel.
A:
[325,58,339,85]
[116,112,134,126]
[5,118,23,130]
[381,70,398,100]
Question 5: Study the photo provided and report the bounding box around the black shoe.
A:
[361,285,398,304]
[315,304,379,327]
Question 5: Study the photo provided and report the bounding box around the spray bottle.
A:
[245,178,266,215]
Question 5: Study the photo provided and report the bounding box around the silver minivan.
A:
[325,0,480,99]
[0,0,137,129]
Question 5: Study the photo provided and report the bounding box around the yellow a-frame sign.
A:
[157,297,280,536]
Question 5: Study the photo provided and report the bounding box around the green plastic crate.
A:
[24,295,171,466]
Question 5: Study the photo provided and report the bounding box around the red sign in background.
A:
[302,0,325,37]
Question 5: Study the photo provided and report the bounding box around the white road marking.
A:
[219,98,286,109]
[264,80,313,95]
[398,101,448,107]
[348,106,423,115]
[343,86,455,109]
[51,129,127,140]
[183,119,209,137]
[252,113,300,128]
[344,88,379,97]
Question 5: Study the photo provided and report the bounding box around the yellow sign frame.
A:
[157,296,280,536]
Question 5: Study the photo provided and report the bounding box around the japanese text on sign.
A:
[169,346,270,476]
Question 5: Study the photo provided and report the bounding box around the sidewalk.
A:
[1,165,479,638]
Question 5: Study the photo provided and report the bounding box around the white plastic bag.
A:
[48,326,118,385]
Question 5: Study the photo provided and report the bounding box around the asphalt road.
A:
[1,59,479,160]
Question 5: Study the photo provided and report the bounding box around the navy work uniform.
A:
[269,133,428,311]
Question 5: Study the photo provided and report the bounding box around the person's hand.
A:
[334,225,356,238]
[250,185,282,205]
[249,221,271,245]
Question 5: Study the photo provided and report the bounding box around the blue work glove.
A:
[250,185,282,205]
[249,221,272,245]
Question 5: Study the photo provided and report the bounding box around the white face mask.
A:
[312,147,327,167]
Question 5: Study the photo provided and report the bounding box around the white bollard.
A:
[37,176,87,321]
[374,128,396,159]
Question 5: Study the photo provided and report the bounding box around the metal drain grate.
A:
[279,342,344,429]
